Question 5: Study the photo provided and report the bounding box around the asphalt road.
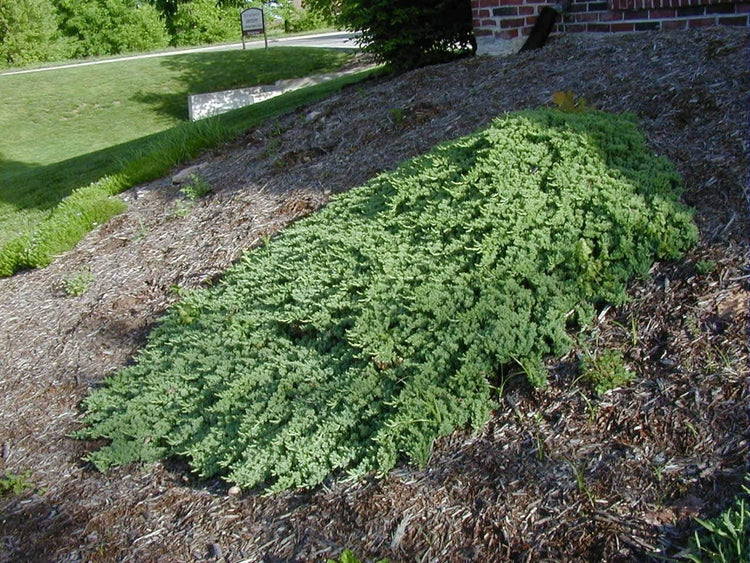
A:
[0,31,360,77]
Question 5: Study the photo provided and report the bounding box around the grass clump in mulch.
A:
[76,108,698,492]
[679,478,749,562]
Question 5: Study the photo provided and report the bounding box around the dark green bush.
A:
[77,109,697,492]
[306,0,476,71]
[0,0,72,67]
[282,6,330,34]
[55,0,169,57]
[170,0,236,47]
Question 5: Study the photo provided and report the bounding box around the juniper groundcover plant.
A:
[77,109,697,492]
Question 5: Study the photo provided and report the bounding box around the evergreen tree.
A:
[0,0,71,67]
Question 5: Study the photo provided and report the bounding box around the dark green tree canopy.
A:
[305,0,476,71]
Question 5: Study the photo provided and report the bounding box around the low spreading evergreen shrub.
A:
[77,109,697,492]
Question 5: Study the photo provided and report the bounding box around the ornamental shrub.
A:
[306,0,476,71]
[55,0,169,57]
[0,0,73,68]
[77,109,697,492]
[171,0,236,47]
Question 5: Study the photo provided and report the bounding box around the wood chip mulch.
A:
[0,27,748,562]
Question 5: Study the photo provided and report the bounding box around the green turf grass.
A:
[0,48,374,275]
[0,47,352,167]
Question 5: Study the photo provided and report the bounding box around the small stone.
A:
[172,163,207,185]
[227,485,241,496]
[306,110,323,123]
[208,543,222,559]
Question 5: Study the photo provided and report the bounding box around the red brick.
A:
[481,18,498,26]
[587,22,612,29]
[477,9,491,17]
[495,28,520,38]
[599,10,624,19]
[736,3,750,13]
[526,15,539,24]
[521,25,535,34]
[649,8,676,16]
[479,0,500,7]
[718,14,749,24]
[501,16,527,26]
[676,5,706,16]
[622,9,644,18]
[518,6,536,14]
[611,21,636,30]
[706,4,735,14]
[563,22,588,31]
[688,16,717,26]
[573,12,600,21]
[662,18,688,28]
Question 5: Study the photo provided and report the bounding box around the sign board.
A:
[240,7,267,50]
[241,8,264,34]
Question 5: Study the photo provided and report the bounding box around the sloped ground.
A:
[0,28,747,562]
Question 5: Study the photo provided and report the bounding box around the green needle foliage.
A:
[77,109,697,492]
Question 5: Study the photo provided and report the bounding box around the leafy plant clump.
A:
[62,269,95,297]
[679,480,749,562]
[0,471,34,496]
[580,349,634,395]
[327,550,389,563]
[77,109,697,492]
[180,174,213,200]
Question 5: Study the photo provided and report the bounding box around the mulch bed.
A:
[0,27,748,562]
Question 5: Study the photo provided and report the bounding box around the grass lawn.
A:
[0,47,352,167]
[0,47,371,274]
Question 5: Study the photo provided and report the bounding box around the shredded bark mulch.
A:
[1,27,748,562]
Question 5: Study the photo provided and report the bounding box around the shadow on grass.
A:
[129,47,352,121]
[0,137,159,212]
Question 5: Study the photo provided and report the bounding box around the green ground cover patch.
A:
[0,64,378,276]
[0,47,354,265]
[77,109,697,492]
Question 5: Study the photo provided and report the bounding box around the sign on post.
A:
[241,8,267,50]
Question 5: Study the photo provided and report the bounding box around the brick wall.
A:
[472,0,750,54]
